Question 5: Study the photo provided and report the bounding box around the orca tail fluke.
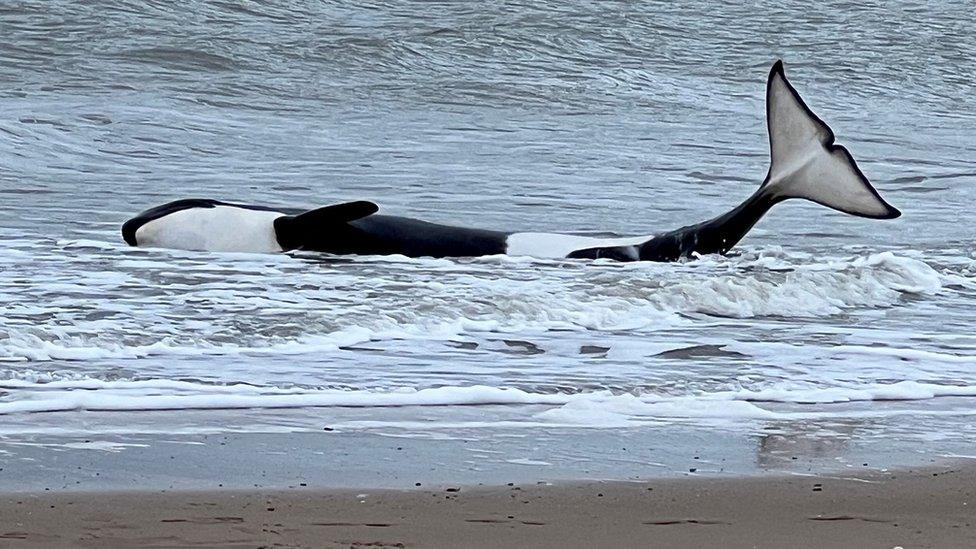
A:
[637,61,900,262]
[760,60,900,219]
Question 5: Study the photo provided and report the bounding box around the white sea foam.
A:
[0,384,570,414]
[0,251,948,362]
[2,238,975,437]
[732,380,976,404]
[1,378,974,425]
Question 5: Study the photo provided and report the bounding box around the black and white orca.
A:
[122,61,899,262]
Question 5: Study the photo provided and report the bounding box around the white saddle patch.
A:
[505,232,653,259]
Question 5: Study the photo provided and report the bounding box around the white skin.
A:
[134,206,285,253]
[503,232,654,259]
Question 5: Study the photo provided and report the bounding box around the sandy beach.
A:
[2,464,973,548]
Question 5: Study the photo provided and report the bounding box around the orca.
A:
[122,61,899,262]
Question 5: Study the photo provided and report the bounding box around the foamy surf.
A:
[1,377,975,426]
[0,251,947,362]
[2,231,975,447]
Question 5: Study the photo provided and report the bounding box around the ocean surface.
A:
[2,1,976,485]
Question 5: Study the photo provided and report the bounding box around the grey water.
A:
[1,1,976,488]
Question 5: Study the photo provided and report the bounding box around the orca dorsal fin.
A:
[274,200,379,250]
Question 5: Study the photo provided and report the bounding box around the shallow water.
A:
[2,1,976,479]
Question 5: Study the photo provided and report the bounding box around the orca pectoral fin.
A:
[274,200,379,250]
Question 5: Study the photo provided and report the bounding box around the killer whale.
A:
[122,61,899,262]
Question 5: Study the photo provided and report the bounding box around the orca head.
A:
[121,199,219,246]
[122,199,290,252]
[122,199,378,253]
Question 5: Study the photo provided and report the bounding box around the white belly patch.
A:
[135,206,286,253]
[504,232,653,259]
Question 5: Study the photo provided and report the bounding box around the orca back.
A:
[301,215,509,257]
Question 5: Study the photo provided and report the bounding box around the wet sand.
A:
[2,465,973,548]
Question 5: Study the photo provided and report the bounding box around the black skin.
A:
[581,187,781,262]
[291,214,509,258]
[293,198,778,261]
[122,191,780,262]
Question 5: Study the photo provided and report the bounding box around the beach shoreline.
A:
[2,464,973,548]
